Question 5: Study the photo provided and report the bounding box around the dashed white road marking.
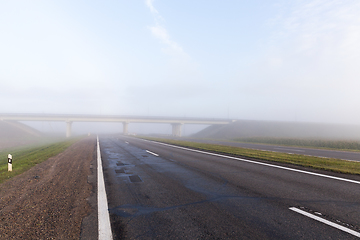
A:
[125,141,129,144]
[140,138,360,185]
[146,150,159,157]
[289,207,360,238]
[97,136,113,240]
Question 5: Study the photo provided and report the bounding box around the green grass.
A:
[0,138,79,184]
[232,137,360,151]
[141,137,360,175]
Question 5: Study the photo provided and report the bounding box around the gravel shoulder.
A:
[0,137,96,239]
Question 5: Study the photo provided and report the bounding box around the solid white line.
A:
[140,139,360,185]
[274,147,305,152]
[146,150,159,156]
[97,136,113,240]
[289,207,360,238]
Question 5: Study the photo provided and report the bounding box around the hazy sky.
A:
[1,0,360,124]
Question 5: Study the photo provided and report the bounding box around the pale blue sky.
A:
[1,0,360,124]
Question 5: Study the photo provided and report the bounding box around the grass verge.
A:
[141,137,360,175]
[232,137,360,152]
[0,138,80,184]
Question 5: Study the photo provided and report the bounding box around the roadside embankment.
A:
[0,120,43,150]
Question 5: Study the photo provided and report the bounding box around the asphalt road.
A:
[100,135,360,239]
[172,137,360,162]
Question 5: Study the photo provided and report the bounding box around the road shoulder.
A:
[0,137,96,239]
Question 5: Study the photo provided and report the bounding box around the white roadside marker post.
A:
[8,154,12,172]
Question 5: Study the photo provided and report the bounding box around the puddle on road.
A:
[129,175,142,183]
[115,169,125,174]
[116,161,128,166]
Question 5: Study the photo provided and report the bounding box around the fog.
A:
[1,1,360,136]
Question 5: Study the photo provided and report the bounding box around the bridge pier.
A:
[122,122,129,135]
[171,123,183,137]
[66,121,72,138]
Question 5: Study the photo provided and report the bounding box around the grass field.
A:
[142,137,360,175]
[0,138,79,184]
[233,137,360,151]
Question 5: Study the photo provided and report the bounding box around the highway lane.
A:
[100,135,360,239]
[173,137,360,162]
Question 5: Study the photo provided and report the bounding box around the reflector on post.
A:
[8,154,12,172]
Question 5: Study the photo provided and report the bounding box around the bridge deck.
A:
[0,113,235,124]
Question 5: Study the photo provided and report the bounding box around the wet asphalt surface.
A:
[99,135,360,239]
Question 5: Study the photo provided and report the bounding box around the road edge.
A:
[97,136,113,239]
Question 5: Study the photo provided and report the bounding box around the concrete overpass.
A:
[0,113,236,137]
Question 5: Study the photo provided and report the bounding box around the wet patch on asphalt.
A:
[129,175,142,183]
